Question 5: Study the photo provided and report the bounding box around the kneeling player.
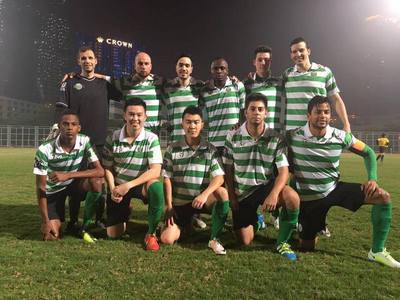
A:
[224,93,300,261]
[286,96,399,268]
[34,110,104,241]
[102,98,164,251]
[160,106,229,254]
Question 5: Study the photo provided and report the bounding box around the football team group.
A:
[33,37,399,268]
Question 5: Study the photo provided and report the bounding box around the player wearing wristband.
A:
[286,96,399,268]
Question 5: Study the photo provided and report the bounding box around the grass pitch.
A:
[0,148,400,299]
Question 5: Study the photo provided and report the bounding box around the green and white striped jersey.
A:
[283,63,339,130]
[162,139,224,206]
[163,77,204,143]
[199,78,245,147]
[286,124,357,201]
[33,134,98,194]
[102,126,162,185]
[223,122,288,201]
[116,74,164,132]
[243,74,283,130]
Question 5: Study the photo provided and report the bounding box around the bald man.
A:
[115,52,165,134]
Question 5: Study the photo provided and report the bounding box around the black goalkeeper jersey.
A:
[59,75,122,146]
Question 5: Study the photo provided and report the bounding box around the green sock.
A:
[147,181,164,234]
[210,200,229,240]
[276,207,299,245]
[371,203,392,253]
[272,208,280,218]
[83,191,102,229]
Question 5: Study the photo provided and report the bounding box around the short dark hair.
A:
[182,106,203,120]
[211,57,227,65]
[176,53,193,65]
[59,108,80,123]
[290,37,309,48]
[245,93,268,110]
[77,46,95,59]
[307,96,331,114]
[254,45,272,57]
[124,98,147,112]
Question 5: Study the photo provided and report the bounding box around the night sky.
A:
[3,0,400,119]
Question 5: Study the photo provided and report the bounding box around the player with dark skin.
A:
[35,113,104,240]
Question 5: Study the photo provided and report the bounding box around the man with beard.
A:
[286,96,399,268]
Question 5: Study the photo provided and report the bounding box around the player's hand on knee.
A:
[113,183,130,197]
[362,180,378,198]
[164,207,176,227]
[192,194,207,209]
[111,189,123,203]
[262,193,278,212]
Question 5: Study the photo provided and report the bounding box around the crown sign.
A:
[96,36,104,43]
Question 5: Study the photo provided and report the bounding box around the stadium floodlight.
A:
[384,0,400,16]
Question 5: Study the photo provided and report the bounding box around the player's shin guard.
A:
[276,207,299,245]
[371,203,392,253]
[83,191,102,229]
[147,181,164,234]
[210,200,229,240]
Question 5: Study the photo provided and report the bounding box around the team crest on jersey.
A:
[34,158,44,170]
[73,83,83,90]
[311,72,317,77]
[226,87,231,92]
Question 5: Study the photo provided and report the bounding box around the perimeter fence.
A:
[0,125,399,153]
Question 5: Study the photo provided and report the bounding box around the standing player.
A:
[286,96,399,268]
[283,37,352,237]
[224,93,300,261]
[283,37,350,132]
[115,52,165,134]
[244,45,283,229]
[59,46,122,236]
[34,110,104,241]
[163,54,206,229]
[163,54,204,143]
[102,98,164,251]
[199,58,246,153]
[376,133,390,162]
[244,45,282,131]
[160,106,230,254]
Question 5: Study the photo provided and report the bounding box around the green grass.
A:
[1,148,400,299]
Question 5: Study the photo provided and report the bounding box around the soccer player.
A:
[58,46,122,235]
[34,110,104,241]
[283,37,351,132]
[102,98,164,251]
[163,54,207,229]
[163,54,204,144]
[283,37,352,237]
[244,45,283,229]
[199,57,246,153]
[286,96,400,268]
[376,133,390,162]
[224,93,300,261]
[160,106,230,254]
[115,52,165,134]
[244,45,282,131]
